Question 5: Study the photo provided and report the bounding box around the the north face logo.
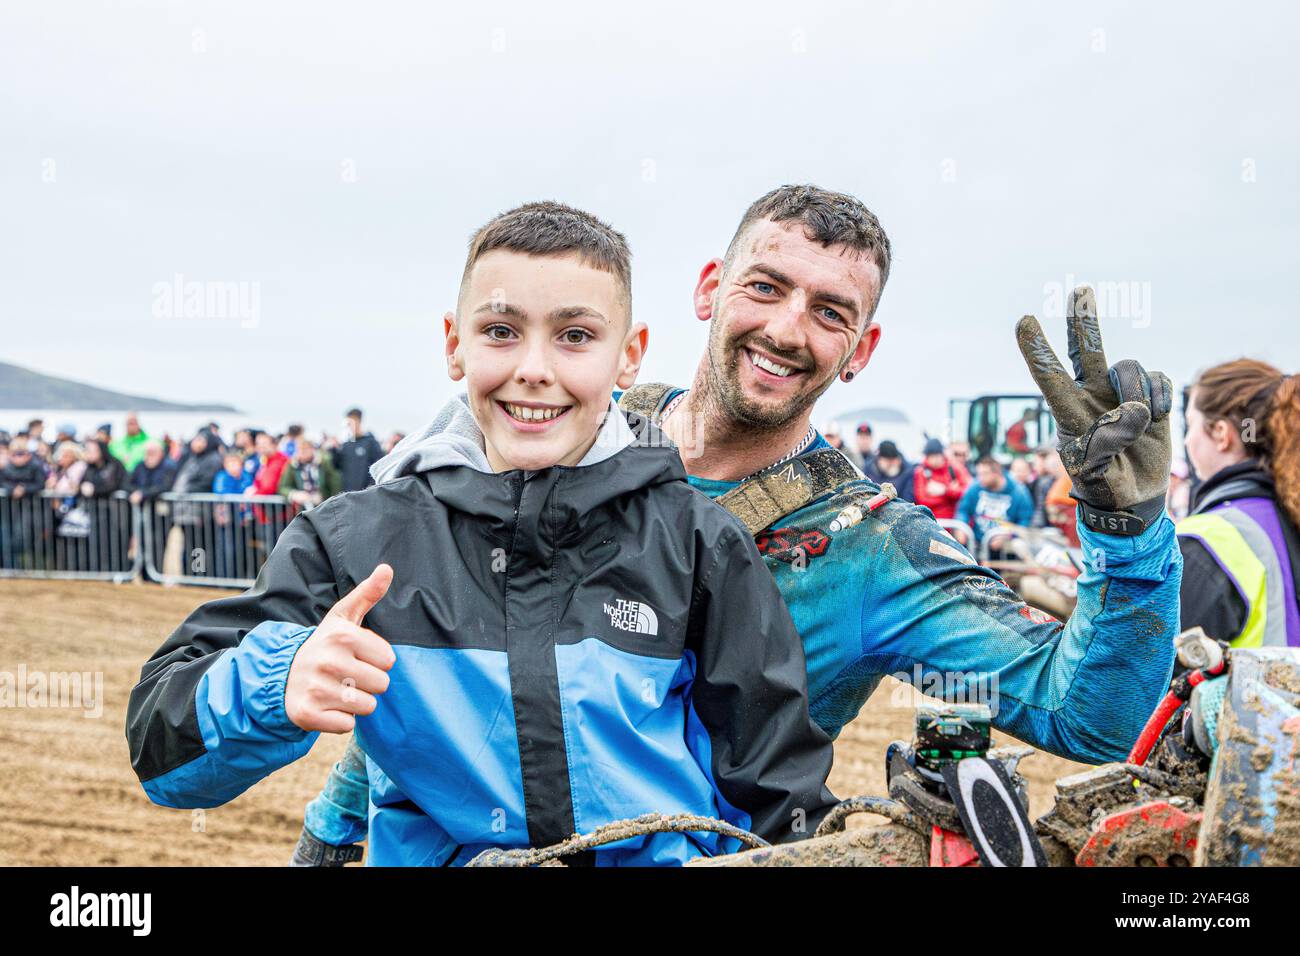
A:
[604,598,658,635]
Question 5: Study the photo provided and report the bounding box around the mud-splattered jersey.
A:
[686,441,1181,764]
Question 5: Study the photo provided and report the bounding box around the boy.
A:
[126,202,837,866]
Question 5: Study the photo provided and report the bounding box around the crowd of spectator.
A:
[823,419,1088,549]
[0,408,405,577]
[0,408,401,505]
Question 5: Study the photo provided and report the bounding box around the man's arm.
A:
[823,499,1179,763]
[686,519,839,846]
[126,513,342,808]
[816,289,1182,764]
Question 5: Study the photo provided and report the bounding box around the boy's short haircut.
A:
[459,201,632,313]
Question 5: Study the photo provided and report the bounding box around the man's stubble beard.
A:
[702,307,844,435]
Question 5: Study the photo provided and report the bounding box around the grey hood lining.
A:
[369,395,636,484]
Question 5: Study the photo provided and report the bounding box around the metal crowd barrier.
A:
[140,492,300,588]
[0,489,302,588]
[935,518,977,552]
[0,490,140,583]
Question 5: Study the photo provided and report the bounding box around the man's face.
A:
[191,435,208,456]
[296,441,316,464]
[346,416,362,439]
[144,444,164,468]
[925,453,946,469]
[446,250,646,473]
[10,443,30,465]
[255,434,275,457]
[977,461,1004,490]
[696,219,882,430]
[126,415,140,436]
[949,442,970,468]
[877,454,902,477]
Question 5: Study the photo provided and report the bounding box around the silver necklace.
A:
[661,391,817,483]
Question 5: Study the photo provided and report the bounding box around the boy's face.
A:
[446,250,646,473]
[224,456,243,478]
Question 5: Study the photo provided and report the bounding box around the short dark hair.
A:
[724,184,892,316]
[975,455,1002,472]
[460,200,631,307]
[345,408,363,420]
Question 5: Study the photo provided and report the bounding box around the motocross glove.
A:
[1016,286,1173,536]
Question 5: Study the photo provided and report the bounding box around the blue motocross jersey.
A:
[686,464,1180,761]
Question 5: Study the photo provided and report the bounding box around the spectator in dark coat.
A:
[80,439,127,497]
[74,439,128,571]
[174,432,224,495]
[863,440,916,502]
[1,440,46,497]
[0,439,46,569]
[334,407,383,492]
[129,441,179,505]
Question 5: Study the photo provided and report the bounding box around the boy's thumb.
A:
[329,563,394,625]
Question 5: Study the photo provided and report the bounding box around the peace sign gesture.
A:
[1015,287,1173,536]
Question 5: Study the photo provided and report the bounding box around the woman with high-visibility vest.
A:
[1178,359,1300,648]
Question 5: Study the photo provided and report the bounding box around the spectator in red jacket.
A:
[912,437,970,521]
[251,431,289,497]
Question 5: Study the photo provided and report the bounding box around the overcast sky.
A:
[2,1,1297,438]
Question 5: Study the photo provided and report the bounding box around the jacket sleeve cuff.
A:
[232,621,317,738]
[1078,512,1179,582]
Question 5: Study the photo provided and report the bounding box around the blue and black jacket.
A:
[126,405,838,865]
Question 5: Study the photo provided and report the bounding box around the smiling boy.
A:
[127,201,838,866]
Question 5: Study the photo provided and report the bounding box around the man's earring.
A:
[843,369,855,382]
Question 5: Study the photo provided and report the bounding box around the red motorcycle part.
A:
[1075,801,1202,867]
[929,826,980,867]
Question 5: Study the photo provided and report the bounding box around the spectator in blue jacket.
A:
[212,452,256,579]
[212,452,255,496]
[956,455,1034,544]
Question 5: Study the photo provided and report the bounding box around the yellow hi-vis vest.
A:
[1177,508,1288,648]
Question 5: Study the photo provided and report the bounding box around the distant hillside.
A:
[0,361,239,413]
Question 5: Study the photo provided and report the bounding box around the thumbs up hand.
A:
[285,564,397,734]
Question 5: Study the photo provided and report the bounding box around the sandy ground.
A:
[0,578,1087,866]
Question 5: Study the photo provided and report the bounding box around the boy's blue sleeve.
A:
[832,501,1180,763]
[127,512,342,807]
[141,622,320,808]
